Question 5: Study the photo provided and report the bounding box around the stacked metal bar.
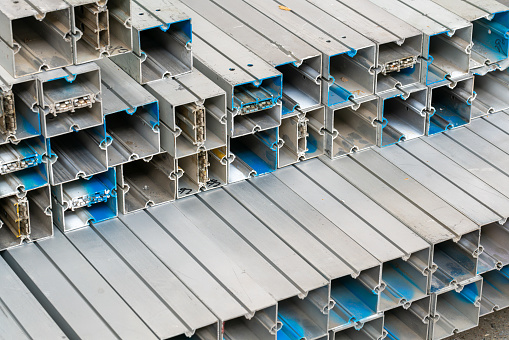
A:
[1,0,509,339]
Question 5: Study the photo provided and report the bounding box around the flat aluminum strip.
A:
[223,181,354,281]
[469,115,509,154]
[295,159,430,254]
[431,0,507,21]
[0,256,66,340]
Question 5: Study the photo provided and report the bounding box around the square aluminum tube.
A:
[0,70,40,145]
[243,0,377,108]
[230,101,282,138]
[298,0,424,93]
[431,0,509,70]
[223,306,280,340]
[325,96,379,159]
[472,68,509,118]
[369,0,473,85]
[430,230,481,294]
[110,0,192,84]
[0,185,52,251]
[145,70,227,158]
[377,84,428,147]
[167,0,285,119]
[480,266,509,316]
[48,125,109,185]
[37,63,103,138]
[429,277,482,340]
[67,0,132,64]
[179,0,322,116]
[329,266,382,332]
[228,128,279,183]
[52,167,116,232]
[329,315,385,340]
[427,76,474,135]
[383,296,432,340]
[277,286,330,340]
[176,147,228,199]
[278,106,325,167]
[0,0,73,78]
[478,221,509,274]
[0,136,48,198]
[116,152,176,214]
[380,248,430,311]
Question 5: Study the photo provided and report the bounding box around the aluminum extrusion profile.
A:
[329,314,385,340]
[427,76,474,135]
[0,69,40,146]
[368,0,473,85]
[0,255,66,339]
[145,70,228,158]
[472,67,509,118]
[182,0,322,116]
[278,106,325,167]
[0,185,52,251]
[431,0,509,71]
[244,0,377,108]
[429,277,482,340]
[116,152,176,213]
[377,84,429,147]
[48,125,109,185]
[36,63,103,138]
[0,0,73,78]
[478,221,509,274]
[52,167,116,232]
[480,266,509,316]
[66,0,133,64]
[96,58,160,166]
[306,0,424,93]
[383,296,432,340]
[110,0,192,84]
[229,128,279,183]
[223,306,280,340]
[325,96,379,159]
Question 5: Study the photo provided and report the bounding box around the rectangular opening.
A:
[172,324,218,340]
[11,10,73,77]
[0,80,39,144]
[380,249,429,311]
[176,151,208,198]
[52,168,116,232]
[478,221,509,274]
[329,267,380,331]
[383,296,430,340]
[118,152,176,213]
[139,20,192,82]
[471,11,509,66]
[426,27,472,85]
[429,78,473,135]
[224,306,278,340]
[41,69,102,138]
[0,161,48,199]
[231,104,281,138]
[106,102,160,166]
[278,287,329,340]
[432,279,481,339]
[49,126,108,185]
[276,56,321,115]
[328,47,376,106]
[330,99,377,158]
[0,137,45,176]
[0,186,52,251]
[305,107,325,160]
[377,35,422,92]
[205,147,227,191]
[431,231,480,293]
[480,266,509,316]
[73,1,132,64]
[381,89,427,147]
[331,316,384,340]
[279,115,304,168]
[471,69,509,118]
[229,128,278,183]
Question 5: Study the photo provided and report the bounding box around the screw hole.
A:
[155,9,161,11]
[229,68,235,71]
[247,64,253,67]
[326,40,331,43]
[139,12,144,15]
[13,1,19,3]
[342,36,346,39]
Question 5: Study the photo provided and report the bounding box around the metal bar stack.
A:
[1,0,509,340]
